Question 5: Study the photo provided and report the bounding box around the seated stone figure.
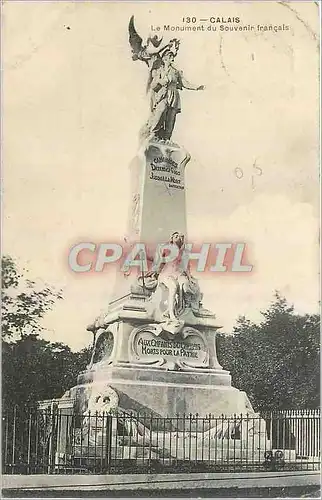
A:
[137,232,213,330]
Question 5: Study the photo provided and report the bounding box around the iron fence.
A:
[2,407,320,475]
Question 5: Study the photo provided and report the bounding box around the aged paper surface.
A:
[2,0,320,494]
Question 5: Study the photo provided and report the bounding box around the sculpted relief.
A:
[129,324,210,371]
[128,16,205,144]
[136,231,214,335]
[89,329,115,367]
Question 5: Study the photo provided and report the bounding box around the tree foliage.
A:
[2,336,91,411]
[1,256,90,410]
[2,255,63,340]
[217,292,320,412]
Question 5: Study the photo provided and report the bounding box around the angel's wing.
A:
[128,16,144,59]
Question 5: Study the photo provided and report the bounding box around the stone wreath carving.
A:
[85,386,119,415]
[75,387,119,446]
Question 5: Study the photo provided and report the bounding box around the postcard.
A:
[2,1,320,497]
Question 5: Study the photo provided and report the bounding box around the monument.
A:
[54,17,254,422]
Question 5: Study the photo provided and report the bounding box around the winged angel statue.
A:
[128,16,205,142]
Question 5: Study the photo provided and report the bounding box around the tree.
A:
[2,335,91,411]
[1,256,91,411]
[217,292,320,411]
[1,255,63,340]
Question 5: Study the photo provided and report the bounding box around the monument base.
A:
[71,364,253,419]
[76,294,255,420]
[54,137,255,422]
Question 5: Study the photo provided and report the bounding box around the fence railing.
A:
[2,407,320,475]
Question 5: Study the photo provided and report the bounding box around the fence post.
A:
[47,403,58,474]
[105,413,113,473]
[11,406,17,474]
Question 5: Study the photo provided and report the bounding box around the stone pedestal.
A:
[66,139,255,420]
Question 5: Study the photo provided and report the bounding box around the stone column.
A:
[110,139,191,304]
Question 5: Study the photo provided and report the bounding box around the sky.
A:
[3,1,320,350]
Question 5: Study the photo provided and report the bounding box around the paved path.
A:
[2,470,320,497]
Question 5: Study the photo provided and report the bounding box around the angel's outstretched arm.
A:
[181,73,205,91]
